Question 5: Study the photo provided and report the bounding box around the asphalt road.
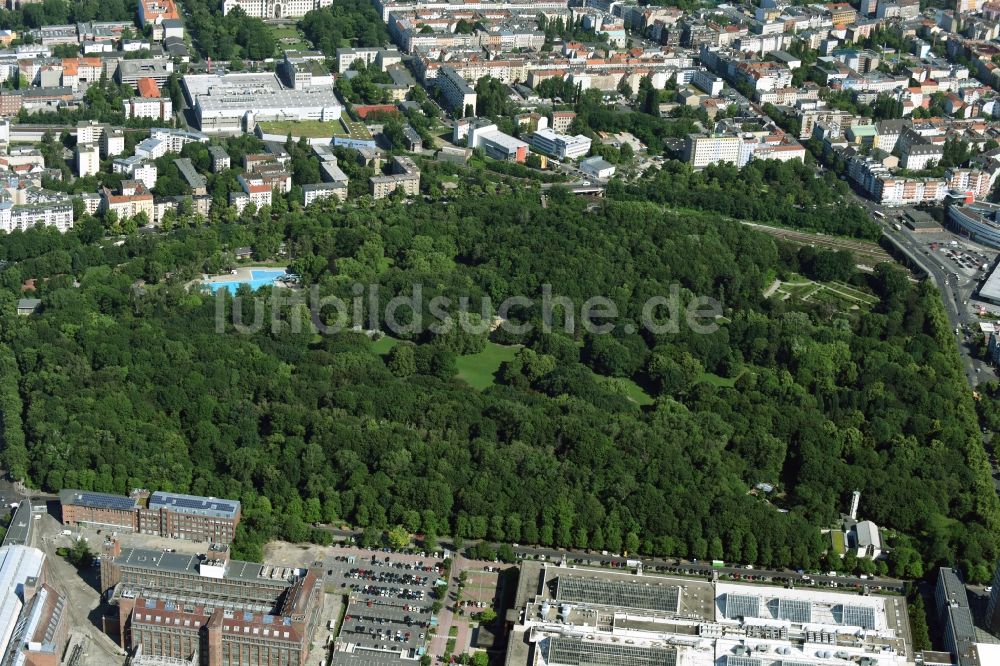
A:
[317,527,906,595]
[847,192,992,387]
[883,226,979,381]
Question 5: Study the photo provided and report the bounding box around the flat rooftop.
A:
[537,566,715,621]
[980,261,1000,303]
[183,72,281,99]
[546,636,677,666]
[1,500,32,547]
[715,581,903,636]
[115,546,301,585]
[510,565,912,666]
[556,575,680,614]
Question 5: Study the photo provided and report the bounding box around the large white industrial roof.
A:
[0,546,45,658]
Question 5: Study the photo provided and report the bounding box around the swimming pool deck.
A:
[188,266,294,292]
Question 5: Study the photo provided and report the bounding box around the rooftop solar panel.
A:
[555,577,681,614]
[64,490,139,511]
[548,637,677,666]
[777,598,812,624]
[724,657,762,666]
[724,593,760,619]
[838,605,876,630]
[148,491,240,518]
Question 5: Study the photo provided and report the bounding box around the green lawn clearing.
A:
[697,372,738,388]
[455,343,520,390]
[371,335,398,356]
[594,375,654,406]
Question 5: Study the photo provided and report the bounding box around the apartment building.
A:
[101,539,324,666]
[100,181,155,222]
[174,157,207,195]
[138,0,179,26]
[0,197,74,234]
[75,142,99,177]
[59,57,103,90]
[233,175,273,213]
[113,155,158,191]
[209,145,231,172]
[123,77,172,122]
[123,95,172,122]
[302,182,347,205]
[370,156,420,199]
[899,141,944,170]
[683,134,743,168]
[436,66,477,113]
[373,0,568,23]
[692,70,724,95]
[335,47,401,73]
[134,128,209,160]
[77,120,125,158]
[550,111,576,133]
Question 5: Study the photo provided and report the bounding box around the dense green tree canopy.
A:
[0,186,993,578]
[299,0,388,58]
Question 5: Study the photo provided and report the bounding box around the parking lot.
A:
[327,550,444,661]
[456,567,502,615]
[924,238,995,281]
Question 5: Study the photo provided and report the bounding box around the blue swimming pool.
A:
[205,269,288,295]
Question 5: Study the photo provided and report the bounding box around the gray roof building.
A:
[117,58,173,85]
[174,157,207,192]
[15,298,40,315]
[935,567,978,666]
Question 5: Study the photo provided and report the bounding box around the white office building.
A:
[530,128,592,160]
[460,119,529,163]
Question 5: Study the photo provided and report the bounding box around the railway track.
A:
[742,222,893,265]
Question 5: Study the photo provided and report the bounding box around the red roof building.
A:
[137,77,160,98]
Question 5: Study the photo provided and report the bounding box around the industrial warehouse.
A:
[100,537,325,666]
[504,563,913,666]
[181,72,343,134]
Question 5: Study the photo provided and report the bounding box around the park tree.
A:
[388,525,411,550]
